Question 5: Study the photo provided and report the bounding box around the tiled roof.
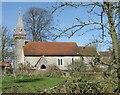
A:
[24,42,80,56]
[98,52,111,63]
[98,52,111,57]
[78,46,98,56]
[0,61,11,67]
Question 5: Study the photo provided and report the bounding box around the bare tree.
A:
[23,7,53,42]
[52,1,120,92]
[0,26,14,63]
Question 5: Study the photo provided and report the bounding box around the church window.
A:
[58,59,63,66]
[72,58,74,64]
[41,64,46,69]
[82,57,84,61]
[58,59,60,65]
[61,59,62,65]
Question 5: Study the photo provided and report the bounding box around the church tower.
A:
[14,12,26,68]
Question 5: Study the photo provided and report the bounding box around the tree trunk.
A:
[104,2,120,92]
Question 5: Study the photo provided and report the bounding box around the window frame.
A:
[58,58,63,66]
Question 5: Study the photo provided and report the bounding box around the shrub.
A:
[15,61,32,76]
[67,59,87,77]
[30,65,62,77]
[6,68,13,75]
[46,65,62,77]
[76,78,102,93]
[54,77,103,93]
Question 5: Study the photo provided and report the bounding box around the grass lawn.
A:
[2,76,65,93]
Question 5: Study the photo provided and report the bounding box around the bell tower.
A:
[14,11,26,68]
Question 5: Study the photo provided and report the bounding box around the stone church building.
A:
[14,13,98,70]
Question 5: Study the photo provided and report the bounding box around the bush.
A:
[46,65,62,77]
[6,68,13,75]
[76,78,102,93]
[15,62,32,76]
[30,65,62,77]
[68,59,87,77]
[54,77,103,93]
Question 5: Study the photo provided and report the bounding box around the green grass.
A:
[2,76,65,93]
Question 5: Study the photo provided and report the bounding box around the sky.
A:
[2,2,112,51]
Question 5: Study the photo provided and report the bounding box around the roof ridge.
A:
[27,41,78,44]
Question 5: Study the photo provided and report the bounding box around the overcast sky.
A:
[2,2,112,51]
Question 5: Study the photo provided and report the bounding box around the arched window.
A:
[41,64,46,69]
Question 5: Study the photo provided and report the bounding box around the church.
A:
[14,13,98,70]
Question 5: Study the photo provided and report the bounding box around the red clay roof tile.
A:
[78,46,98,56]
[24,42,80,56]
[98,52,111,57]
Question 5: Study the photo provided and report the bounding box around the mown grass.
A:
[2,76,65,93]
